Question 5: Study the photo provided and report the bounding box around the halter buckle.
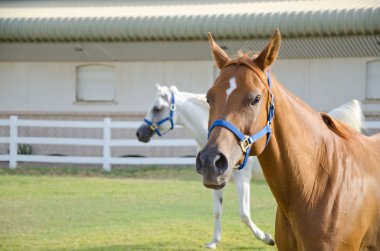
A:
[170,104,176,111]
[150,124,158,131]
[240,136,252,153]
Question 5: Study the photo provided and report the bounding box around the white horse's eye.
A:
[152,106,162,113]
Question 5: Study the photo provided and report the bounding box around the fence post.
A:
[9,115,18,169]
[103,118,111,172]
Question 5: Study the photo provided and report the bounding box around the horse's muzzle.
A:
[196,146,229,189]
[136,125,155,143]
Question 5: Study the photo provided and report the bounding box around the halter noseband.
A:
[144,92,176,137]
[208,61,275,170]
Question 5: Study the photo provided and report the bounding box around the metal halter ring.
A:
[150,124,158,131]
[170,104,176,111]
[240,136,252,153]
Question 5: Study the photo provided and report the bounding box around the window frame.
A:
[75,64,117,103]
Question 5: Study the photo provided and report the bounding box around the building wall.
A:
[0,61,214,114]
[0,57,377,115]
[272,58,372,112]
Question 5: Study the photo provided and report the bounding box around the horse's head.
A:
[196,30,281,189]
[136,84,178,142]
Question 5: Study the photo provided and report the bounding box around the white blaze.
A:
[226,77,237,101]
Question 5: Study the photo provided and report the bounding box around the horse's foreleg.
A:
[235,172,275,246]
[206,189,224,249]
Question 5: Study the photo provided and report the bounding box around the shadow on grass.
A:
[0,165,208,182]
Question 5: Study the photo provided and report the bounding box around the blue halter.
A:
[208,71,275,170]
[144,92,176,137]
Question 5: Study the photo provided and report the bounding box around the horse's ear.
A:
[208,32,230,69]
[254,29,281,71]
[155,83,162,92]
[169,85,179,93]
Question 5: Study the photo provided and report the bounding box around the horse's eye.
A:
[152,106,161,113]
[251,95,261,106]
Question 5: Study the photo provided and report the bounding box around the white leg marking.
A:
[206,189,224,249]
[226,77,237,101]
[234,159,275,246]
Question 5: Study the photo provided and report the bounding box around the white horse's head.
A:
[136,84,179,142]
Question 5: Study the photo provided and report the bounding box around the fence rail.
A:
[0,116,198,171]
[0,116,379,171]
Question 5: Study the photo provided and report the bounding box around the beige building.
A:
[0,0,379,158]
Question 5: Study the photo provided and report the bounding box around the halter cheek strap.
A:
[144,93,176,137]
[208,71,274,170]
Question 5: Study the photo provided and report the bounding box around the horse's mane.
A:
[159,85,209,110]
[183,92,209,110]
[328,99,364,132]
[320,113,355,139]
[320,99,364,139]
[273,79,360,141]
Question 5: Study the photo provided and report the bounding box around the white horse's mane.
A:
[182,92,208,110]
[156,84,209,110]
[328,99,364,132]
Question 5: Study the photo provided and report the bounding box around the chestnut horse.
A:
[196,29,380,250]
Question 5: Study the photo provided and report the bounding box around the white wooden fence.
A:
[0,116,379,171]
[0,116,198,171]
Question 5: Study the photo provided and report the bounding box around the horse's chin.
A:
[202,169,232,190]
[203,182,226,190]
[139,137,151,143]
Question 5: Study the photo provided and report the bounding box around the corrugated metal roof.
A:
[0,35,379,61]
[0,0,379,42]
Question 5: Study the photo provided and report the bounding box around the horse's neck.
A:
[258,80,334,212]
[175,92,209,148]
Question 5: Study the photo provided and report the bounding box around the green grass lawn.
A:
[0,166,277,251]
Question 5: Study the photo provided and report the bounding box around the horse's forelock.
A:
[155,85,165,94]
[169,85,179,93]
[231,51,260,61]
[155,86,172,103]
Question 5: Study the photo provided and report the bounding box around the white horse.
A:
[136,84,364,249]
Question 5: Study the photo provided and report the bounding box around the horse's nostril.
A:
[196,148,228,177]
[196,152,203,174]
[214,153,228,175]
[136,131,140,138]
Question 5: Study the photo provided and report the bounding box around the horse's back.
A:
[348,132,380,177]
[366,133,380,171]
[369,132,380,144]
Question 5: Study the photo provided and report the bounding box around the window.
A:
[76,65,116,102]
[366,60,380,100]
